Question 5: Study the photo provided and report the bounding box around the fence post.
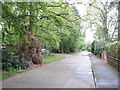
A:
[101,51,107,62]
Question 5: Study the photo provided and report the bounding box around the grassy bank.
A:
[1,54,65,80]
[1,69,24,80]
[44,54,65,64]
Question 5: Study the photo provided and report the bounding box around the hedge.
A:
[91,41,107,57]
[106,42,120,59]
[106,42,120,71]
[91,41,120,71]
[91,41,120,58]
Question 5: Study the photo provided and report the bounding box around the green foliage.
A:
[86,43,91,52]
[2,2,85,53]
[2,48,30,71]
[44,54,65,64]
[91,41,107,56]
[60,26,84,53]
[91,41,120,59]
[1,69,24,80]
[106,42,120,59]
[2,2,85,72]
[118,1,120,10]
[91,41,95,53]
[1,54,65,80]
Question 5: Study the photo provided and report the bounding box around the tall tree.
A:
[2,2,85,53]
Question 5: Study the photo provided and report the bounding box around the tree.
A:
[85,0,118,41]
[2,2,85,54]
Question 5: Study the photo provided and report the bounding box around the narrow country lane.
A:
[2,1,119,89]
[2,51,118,88]
[2,51,95,88]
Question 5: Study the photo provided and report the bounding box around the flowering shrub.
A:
[18,31,44,64]
[41,49,49,54]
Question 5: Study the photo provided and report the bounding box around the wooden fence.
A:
[107,55,120,72]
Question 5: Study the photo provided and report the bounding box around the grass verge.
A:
[1,54,64,80]
[1,70,24,80]
[43,54,65,64]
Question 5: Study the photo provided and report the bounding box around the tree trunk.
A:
[118,2,120,41]
[61,38,64,53]
[104,12,108,41]
[104,28,108,41]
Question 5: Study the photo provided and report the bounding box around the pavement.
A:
[2,51,95,88]
[90,53,119,88]
[2,51,119,88]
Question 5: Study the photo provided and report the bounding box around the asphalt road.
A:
[2,51,118,88]
[2,51,95,88]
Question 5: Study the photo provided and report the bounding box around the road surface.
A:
[2,51,118,88]
[2,51,95,88]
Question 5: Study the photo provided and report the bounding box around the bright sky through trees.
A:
[75,2,95,43]
[74,0,118,42]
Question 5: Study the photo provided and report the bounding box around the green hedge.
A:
[91,41,120,59]
[91,41,119,71]
[106,42,120,59]
[91,41,107,56]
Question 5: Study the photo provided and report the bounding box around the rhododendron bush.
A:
[2,2,85,72]
[18,31,44,64]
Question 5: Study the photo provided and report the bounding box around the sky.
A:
[75,2,95,43]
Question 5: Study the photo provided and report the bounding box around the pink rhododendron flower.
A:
[24,51,27,53]
[39,52,42,54]
[29,35,34,38]
[18,32,44,64]
[18,41,22,44]
[34,49,36,52]
[38,48,42,50]
[39,43,42,45]
[36,41,39,44]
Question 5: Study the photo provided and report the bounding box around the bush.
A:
[86,43,91,52]
[106,42,120,59]
[2,48,30,71]
[17,32,44,64]
[91,41,107,56]
[91,41,120,58]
